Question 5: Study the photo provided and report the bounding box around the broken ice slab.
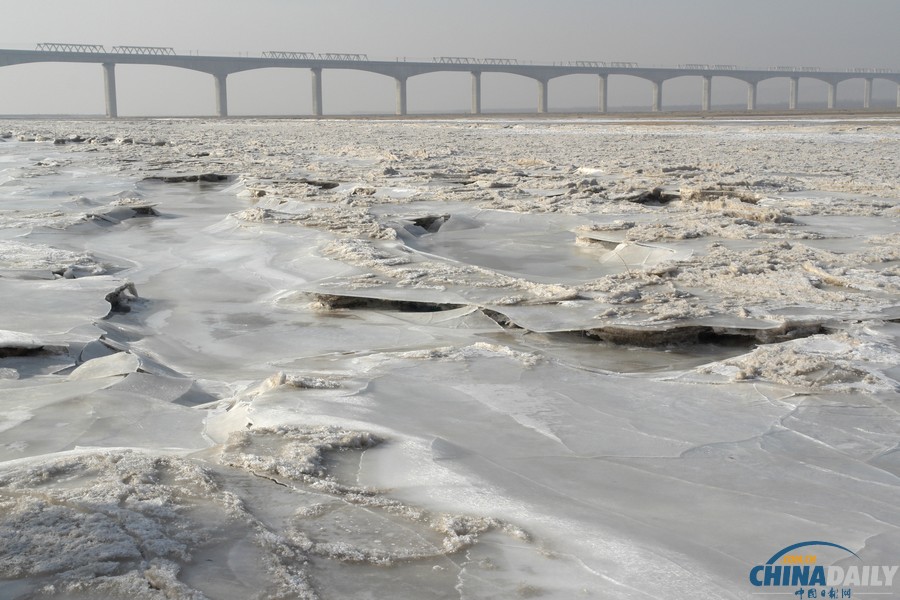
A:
[294,275,831,346]
[595,240,694,269]
[492,301,826,341]
[393,209,611,283]
[285,285,470,310]
[305,298,503,330]
[0,372,211,461]
[0,269,57,280]
[86,201,159,224]
[1,276,131,336]
[66,351,141,380]
[0,330,67,358]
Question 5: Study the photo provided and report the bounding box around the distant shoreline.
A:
[2,108,899,124]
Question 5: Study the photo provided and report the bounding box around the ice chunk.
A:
[67,352,140,380]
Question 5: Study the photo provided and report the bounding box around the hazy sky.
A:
[1,0,898,115]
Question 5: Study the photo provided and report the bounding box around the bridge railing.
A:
[434,56,479,64]
[316,53,368,61]
[36,43,105,53]
[429,57,519,65]
[263,51,317,60]
[262,51,368,61]
[111,46,176,56]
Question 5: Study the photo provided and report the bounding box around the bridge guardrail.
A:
[36,43,105,53]
[111,46,176,56]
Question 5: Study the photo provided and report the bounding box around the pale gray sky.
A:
[1,0,898,115]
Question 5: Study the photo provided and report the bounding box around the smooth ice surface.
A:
[0,118,898,599]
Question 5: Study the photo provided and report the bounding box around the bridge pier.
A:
[746,81,757,111]
[311,68,323,116]
[789,77,799,110]
[214,73,228,117]
[827,82,837,109]
[651,80,662,112]
[102,63,118,118]
[598,74,608,113]
[701,76,712,111]
[863,78,873,109]
[537,78,549,113]
[897,83,900,108]
[395,76,407,116]
[471,71,481,114]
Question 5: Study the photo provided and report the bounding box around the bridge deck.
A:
[1,48,898,117]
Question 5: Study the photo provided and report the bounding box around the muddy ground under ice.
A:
[0,117,899,599]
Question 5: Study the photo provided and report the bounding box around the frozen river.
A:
[1,117,899,599]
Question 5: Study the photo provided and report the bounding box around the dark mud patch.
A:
[480,308,524,330]
[402,214,451,235]
[619,188,680,205]
[298,178,339,190]
[104,282,140,315]
[584,321,827,347]
[143,173,229,183]
[0,344,66,359]
[313,293,464,313]
[680,185,762,204]
[428,172,475,185]
[480,307,827,348]
[411,214,449,232]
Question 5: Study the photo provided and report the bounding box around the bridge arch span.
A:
[114,64,212,116]
[0,62,104,115]
[320,69,395,115]
[597,72,664,112]
[833,75,900,109]
[476,71,544,114]
[406,71,473,115]
[222,67,310,116]
[539,72,608,114]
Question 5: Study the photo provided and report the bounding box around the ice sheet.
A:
[1,117,899,599]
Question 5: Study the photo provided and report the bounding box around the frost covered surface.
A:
[0,117,899,599]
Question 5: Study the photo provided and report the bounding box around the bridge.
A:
[2,45,899,117]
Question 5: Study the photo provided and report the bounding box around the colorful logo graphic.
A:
[749,541,898,598]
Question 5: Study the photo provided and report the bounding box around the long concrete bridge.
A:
[2,45,899,117]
